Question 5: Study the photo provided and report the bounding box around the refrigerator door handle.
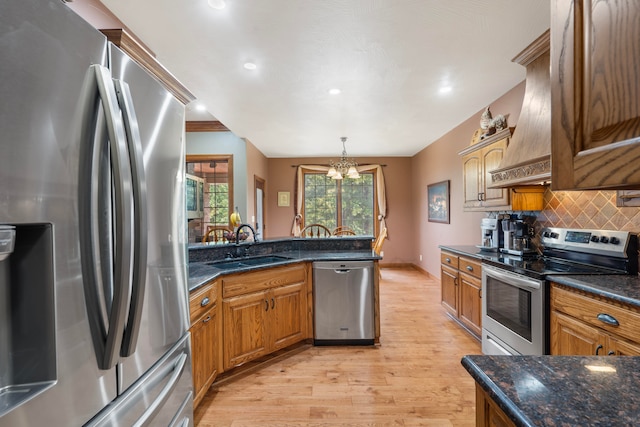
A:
[114,79,149,358]
[132,352,188,427]
[91,64,134,369]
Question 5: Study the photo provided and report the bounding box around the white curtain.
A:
[291,164,387,237]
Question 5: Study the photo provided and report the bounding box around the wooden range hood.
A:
[488,30,551,189]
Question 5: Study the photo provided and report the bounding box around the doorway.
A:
[254,176,265,240]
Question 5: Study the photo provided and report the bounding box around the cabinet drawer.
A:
[459,257,481,279]
[441,252,459,269]
[190,281,218,324]
[222,264,306,298]
[551,284,640,344]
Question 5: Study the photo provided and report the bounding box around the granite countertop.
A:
[462,354,640,426]
[188,249,379,291]
[439,244,508,263]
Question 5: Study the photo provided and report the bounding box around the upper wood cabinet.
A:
[551,1,640,190]
[459,129,544,211]
[460,130,511,211]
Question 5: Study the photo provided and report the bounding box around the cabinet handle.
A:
[608,350,615,356]
[466,265,473,272]
[200,297,210,307]
[265,300,269,311]
[595,344,603,355]
[597,313,620,326]
[271,297,275,309]
[445,257,451,263]
[454,277,458,286]
[478,288,482,298]
[202,315,211,323]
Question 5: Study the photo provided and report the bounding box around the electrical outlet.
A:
[419,254,423,261]
[380,251,384,257]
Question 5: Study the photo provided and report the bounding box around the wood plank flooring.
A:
[194,267,482,426]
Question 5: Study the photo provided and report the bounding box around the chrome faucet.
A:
[235,223,258,244]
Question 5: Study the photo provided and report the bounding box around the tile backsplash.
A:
[536,189,640,232]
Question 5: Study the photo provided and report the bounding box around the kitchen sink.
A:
[207,255,290,270]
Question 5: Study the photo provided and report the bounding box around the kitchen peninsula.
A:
[187,236,381,407]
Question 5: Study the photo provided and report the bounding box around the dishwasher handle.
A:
[334,269,351,274]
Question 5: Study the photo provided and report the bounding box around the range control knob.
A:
[591,235,600,243]
[600,236,610,244]
[610,237,620,245]
[542,231,550,238]
[550,232,559,239]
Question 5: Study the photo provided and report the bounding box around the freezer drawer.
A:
[85,333,194,427]
[313,261,375,345]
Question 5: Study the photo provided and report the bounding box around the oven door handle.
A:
[484,266,541,290]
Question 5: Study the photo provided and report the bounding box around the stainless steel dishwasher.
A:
[312,260,375,345]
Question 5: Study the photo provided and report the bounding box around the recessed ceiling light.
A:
[243,62,257,70]
[195,103,207,112]
[439,85,452,94]
[328,88,341,95]
[207,0,226,10]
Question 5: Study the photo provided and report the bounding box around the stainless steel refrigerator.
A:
[0,0,193,425]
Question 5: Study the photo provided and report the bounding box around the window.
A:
[186,155,234,240]
[303,170,376,235]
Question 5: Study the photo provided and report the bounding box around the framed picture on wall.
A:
[427,180,450,224]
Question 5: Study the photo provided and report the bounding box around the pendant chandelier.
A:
[326,137,360,180]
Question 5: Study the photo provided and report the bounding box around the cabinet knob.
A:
[466,265,473,272]
[200,297,210,307]
[597,313,619,326]
[445,257,451,263]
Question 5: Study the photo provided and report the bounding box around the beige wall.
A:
[245,138,269,227]
[411,81,526,278]
[265,156,413,264]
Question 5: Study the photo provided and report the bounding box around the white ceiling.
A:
[83,0,549,158]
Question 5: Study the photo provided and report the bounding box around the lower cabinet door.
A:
[551,311,603,355]
[191,305,218,407]
[459,272,482,337]
[270,282,307,351]
[223,290,269,370]
[441,265,458,316]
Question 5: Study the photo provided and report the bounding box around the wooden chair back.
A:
[372,227,387,255]
[300,224,332,238]
[332,226,356,236]
[202,225,233,243]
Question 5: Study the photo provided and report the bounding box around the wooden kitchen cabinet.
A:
[440,250,482,339]
[475,384,516,427]
[460,133,510,211]
[550,283,640,356]
[222,264,309,370]
[189,280,221,408]
[551,1,640,190]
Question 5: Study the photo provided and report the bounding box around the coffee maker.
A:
[501,217,534,256]
[479,218,502,250]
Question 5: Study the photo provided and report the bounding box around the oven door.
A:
[481,264,546,355]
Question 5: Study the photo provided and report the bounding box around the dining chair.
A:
[300,224,332,238]
[332,226,356,236]
[202,225,233,243]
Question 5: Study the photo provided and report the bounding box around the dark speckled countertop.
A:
[188,248,380,292]
[462,354,640,426]
[444,245,640,426]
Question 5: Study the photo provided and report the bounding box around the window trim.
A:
[300,167,379,236]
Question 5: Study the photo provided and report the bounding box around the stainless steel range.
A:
[481,227,638,356]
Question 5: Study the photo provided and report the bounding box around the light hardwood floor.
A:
[194,267,482,426]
